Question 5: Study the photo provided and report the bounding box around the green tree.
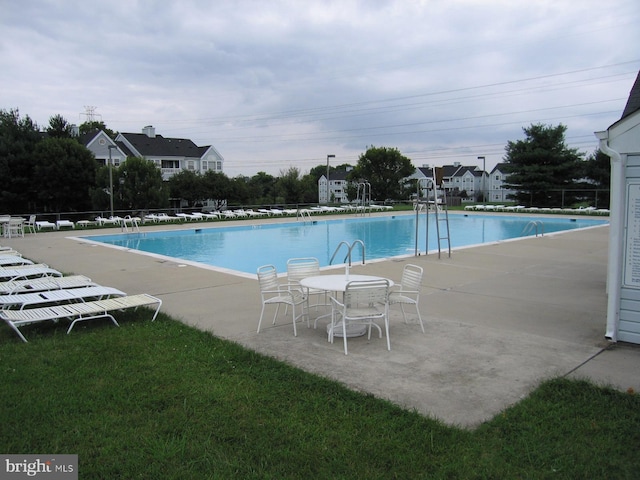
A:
[78,121,116,139]
[202,171,233,210]
[33,137,97,211]
[0,108,41,213]
[116,156,169,210]
[578,148,611,208]
[168,170,205,207]
[502,123,583,207]
[348,146,414,201]
[247,171,277,204]
[275,167,303,204]
[46,114,74,139]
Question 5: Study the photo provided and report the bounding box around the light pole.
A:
[478,156,486,205]
[108,145,117,218]
[326,154,335,204]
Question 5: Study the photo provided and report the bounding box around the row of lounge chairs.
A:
[9,204,396,234]
[0,246,162,342]
[463,205,610,215]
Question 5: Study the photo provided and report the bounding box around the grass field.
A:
[1,311,639,479]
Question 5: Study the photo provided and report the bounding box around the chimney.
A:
[142,125,156,138]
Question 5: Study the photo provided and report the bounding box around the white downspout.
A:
[595,130,623,341]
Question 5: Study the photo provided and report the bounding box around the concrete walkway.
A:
[3,214,639,428]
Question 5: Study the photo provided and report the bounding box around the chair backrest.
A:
[401,264,423,291]
[287,257,320,284]
[27,215,36,224]
[344,279,389,308]
[257,264,280,293]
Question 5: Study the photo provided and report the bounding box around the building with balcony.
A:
[83,125,224,180]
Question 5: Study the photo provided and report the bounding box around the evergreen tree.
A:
[502,123,583,207]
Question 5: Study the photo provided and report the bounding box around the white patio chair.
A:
[24,215,37,234]
[388,264,424,333]
[329,279,390,355]
[287,257,326,314]
[256,264,307,336]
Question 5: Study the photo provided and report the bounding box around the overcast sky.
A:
[2,0,639,177]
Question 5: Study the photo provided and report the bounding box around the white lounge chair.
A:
[190,212,220,220]
[95,216,120,226]
[56,220,75,230]
[0,255,34,267]
[0,265,62,281]
[176,213,198,221]
[0,275,96,295]
[0,293,162,342]
[36,220,57,231]
[0,285,126,310]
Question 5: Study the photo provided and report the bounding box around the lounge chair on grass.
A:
[36,220,56,231]
[56,220,75,230]
[0,275,96,295]
[0,255,33,267]
[0,265,62,282]
[0,285,126,310]
[0,293,162,342]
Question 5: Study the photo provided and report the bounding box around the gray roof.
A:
[121,132,209,157]
[329,170,349,181]
[621,70,640,120]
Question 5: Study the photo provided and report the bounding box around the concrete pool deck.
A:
[3,213,639,428]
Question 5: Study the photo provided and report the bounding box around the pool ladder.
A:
[330,240,365,267]
[415,176,451,258]
[120,215,140,233]
[522,220,544,237]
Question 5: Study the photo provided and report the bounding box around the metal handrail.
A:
[330,240,366,266]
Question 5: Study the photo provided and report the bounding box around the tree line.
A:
[0,108,609,215]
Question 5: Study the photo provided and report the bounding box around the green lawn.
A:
[1,312,639,479]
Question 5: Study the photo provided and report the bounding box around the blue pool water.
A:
[82,213,608,276]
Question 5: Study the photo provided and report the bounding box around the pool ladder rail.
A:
[120,215,140,233]
[415,176,451,259]
[522,220,544,237]
[330,240,365,267]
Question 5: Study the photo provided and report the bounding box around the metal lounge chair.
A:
[0,293,162,342]
[0,275,96,295]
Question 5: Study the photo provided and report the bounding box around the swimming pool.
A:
[81,213,608,276]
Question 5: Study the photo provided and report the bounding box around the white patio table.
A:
[300,274,393,337]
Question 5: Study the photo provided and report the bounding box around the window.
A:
[187,160,195,170]
[202,161,208,171]
[161,160,180,169]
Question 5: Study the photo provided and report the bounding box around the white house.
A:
[489,163,517,202]
[596,70,640,344]
[83,126,224,180]
[318,170,351,203]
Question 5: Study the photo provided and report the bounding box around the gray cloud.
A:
[1,0,638,176]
